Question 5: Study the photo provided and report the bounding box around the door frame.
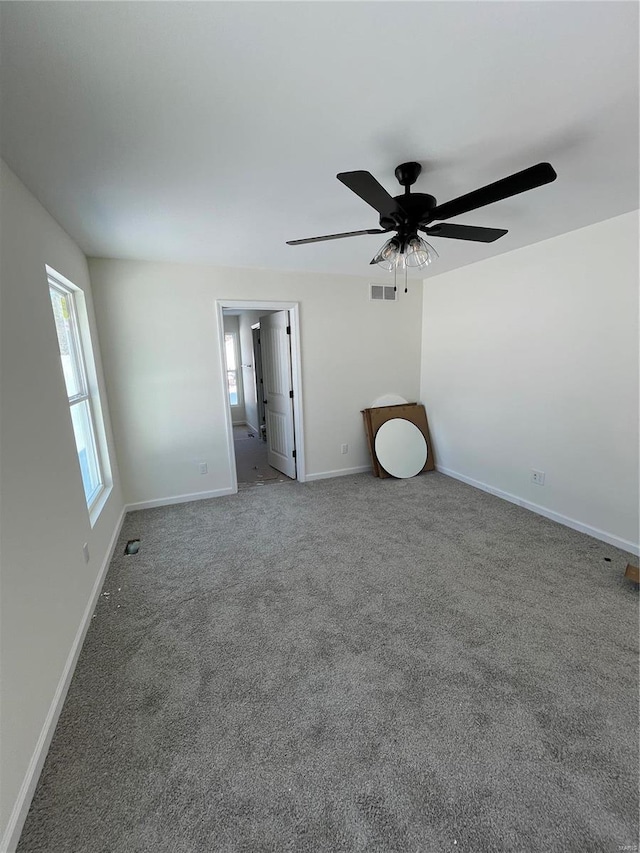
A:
[216,300,306,492]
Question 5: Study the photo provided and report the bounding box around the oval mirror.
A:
[371,393,408,408]
[375,418,427,478]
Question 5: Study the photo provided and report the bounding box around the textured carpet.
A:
[17,473,639,852]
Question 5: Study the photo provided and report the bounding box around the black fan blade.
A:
[286,228,389,246]
[337,170,404,220]
[422,224,508,243]
[426,162,557,223]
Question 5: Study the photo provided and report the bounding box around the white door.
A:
[252,327,266,435]
[260,311,296,479]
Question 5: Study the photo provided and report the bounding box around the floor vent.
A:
[370,283,397,302]
[124,539,140,556]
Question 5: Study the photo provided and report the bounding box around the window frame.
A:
[224,329,244,410]
[47,266,111,523]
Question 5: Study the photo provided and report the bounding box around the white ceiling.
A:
[1,2,638,279]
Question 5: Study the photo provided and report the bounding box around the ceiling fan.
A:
[286,161,557,274]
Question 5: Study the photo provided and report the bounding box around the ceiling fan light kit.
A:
[286,159,557,280]
[373,235,439,271]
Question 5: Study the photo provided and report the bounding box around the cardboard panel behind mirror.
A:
[362,403,435,478]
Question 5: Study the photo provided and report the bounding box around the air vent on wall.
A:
[370,284,397,302]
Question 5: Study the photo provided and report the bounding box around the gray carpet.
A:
[17,473,639,852]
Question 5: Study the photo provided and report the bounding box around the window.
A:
[47,267,110,518]
[224,331,243,407]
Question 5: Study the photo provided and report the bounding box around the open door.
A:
[252,326,266,438]
[260,310,296,478]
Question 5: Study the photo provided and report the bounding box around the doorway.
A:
[231,422,290,487]
[216,300,305,492]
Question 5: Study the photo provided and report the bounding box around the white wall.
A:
[420,211,639,552]
[0,162,124,848]
[88,259,423,505]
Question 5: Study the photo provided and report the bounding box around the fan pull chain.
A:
[404,264,408,294]
[393,263,397,293]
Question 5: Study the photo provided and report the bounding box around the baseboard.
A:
[125,486,236,512]
[305,465,371,482]
[1,507,127,853]
[436,465,640,556]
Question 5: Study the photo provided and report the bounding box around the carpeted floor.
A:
[17,473,638,852]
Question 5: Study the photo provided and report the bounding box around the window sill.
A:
[88,484,113,528]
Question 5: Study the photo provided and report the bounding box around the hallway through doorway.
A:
[233,425,290,488]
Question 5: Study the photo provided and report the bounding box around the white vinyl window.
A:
[48,268,109,518]
[224,331,243,408]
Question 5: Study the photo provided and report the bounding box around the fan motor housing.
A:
[379,193,437,229]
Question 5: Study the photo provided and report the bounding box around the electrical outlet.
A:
[531,469,545,485]
[341,444,348,455]
[82,542,90,563]
[199,462,208,475]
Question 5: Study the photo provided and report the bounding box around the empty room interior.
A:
[1,3,638,852]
